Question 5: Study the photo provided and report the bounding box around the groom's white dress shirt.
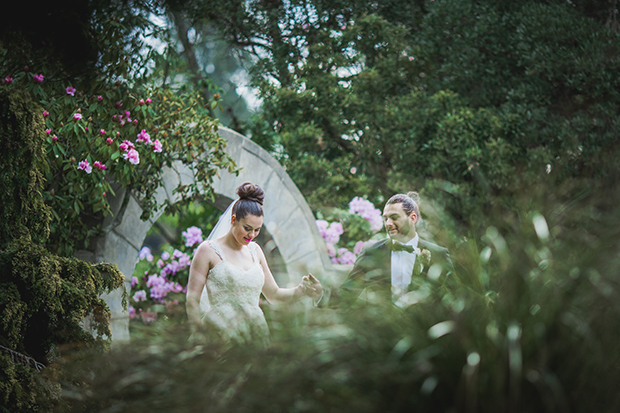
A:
[391,234,419,300]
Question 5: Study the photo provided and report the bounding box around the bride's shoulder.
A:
[194,240,219,258]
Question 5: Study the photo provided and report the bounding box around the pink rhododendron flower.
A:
[52,135,58,142]
[77,159,92,174]
[33,74,44,83]
[133,290,147,302]
[354,240,366,255]
[116,101,123,108]
[161,251,170,260]
[323,222,344,244]
[92,161,107,170]
[136,129,151,143]
[124,110,131,119]
[139,246,154,261]
[133,119,138,124]
[326,242,336,257]
[337,248,356,265]
[152,139,162,153]
[65,86,76,96]
[120,119,125,126]
[139,99,145,105]
[73,113,82,120]
[45,128,51,134]
[100,129,106,135]
[182,226,203,247]
[4,77,13,84]
[128,306,136,318]
[119,140,135,152]
[123,148,140,165]
[349,197,383,232]
[106,137,113,144]
[146,98,151,104]
[42,110,49,117]
[97,95,103,101]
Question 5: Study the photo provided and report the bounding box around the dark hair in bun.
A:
[386,191,420,218]
[233,182,264,219]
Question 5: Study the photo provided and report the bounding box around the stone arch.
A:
[83,126,332,342]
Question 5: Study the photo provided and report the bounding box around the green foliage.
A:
[200,0,620,233]
[0,88,125,412]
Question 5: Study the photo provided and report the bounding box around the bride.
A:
[185,182,323,346]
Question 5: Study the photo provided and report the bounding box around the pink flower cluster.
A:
[128,306,157,323]
[120,140,140,165]
[182,226,203,247]
[139,246,154,262]
[146,273,184,301]
[349,197,383,231]
[66,86,76,96]
[33,74,44,83]
[136,129,162,153]
[316,220,344,244]
[77,159,92,174]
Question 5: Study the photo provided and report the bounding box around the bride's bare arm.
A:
[258,244,323,303]
[186,242,215,328]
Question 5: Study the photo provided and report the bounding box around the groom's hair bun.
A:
[233,182,264,219]
[386,191,421,220]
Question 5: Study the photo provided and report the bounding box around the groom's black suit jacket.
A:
[326,237,455,308]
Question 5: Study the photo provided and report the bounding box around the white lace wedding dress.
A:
[199,240,270,346]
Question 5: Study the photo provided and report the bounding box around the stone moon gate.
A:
[79,127,335,342]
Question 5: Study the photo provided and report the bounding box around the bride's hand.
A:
[301,273,323,301]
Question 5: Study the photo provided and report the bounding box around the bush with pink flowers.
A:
[316,196,384,265]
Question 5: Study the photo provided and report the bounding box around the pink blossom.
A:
[323,222,344,244]
[131,276,139,288]
[146,98,151,105]
[33,74,44,83]
[73,113,82,120]
[4,77,13,84]
[139,246,154,261]
[116,101,123,108]
[97,95,103,101]
[77,159,92,174]
[42,110,49,117]
[349,197,383,231]
[182,226,203,247]
[119,140,135,152]
[45,128,51,135]
[123,148,140,165]
[173,249,184,259]
[66,86,76,96]
[128,306,136,318]
[141,311,158,323]
[112,115,118,121]
[161,251,170,260]
[93,161,107,170]
[139,99,145,105]
[338,249,356,265]
[316,220,329,237]
[124,110,131,119]
[133,290,147,302]
[152,139,162,153]
[326,242,336,257]
[100,129,106,135]
[120,119,125,126]
[354,241,366,255]
[52,135,58,142]
[136,129,151,143]
[106,137,113,144]
[133,119,138,124]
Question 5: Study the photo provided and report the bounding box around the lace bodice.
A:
[199,240,269,345]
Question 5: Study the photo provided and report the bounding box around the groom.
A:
[325,191,455,308]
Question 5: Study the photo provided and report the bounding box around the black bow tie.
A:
[391,241,414,253]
